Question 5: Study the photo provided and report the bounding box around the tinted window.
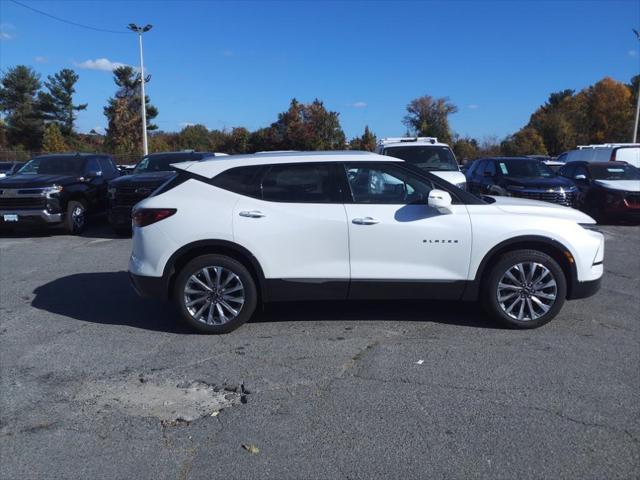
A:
[261,163,339,203]
[484,160,496,176]
[98,157,117,175]
[574,165,589,179]
[588,164,640,180]
[212,166,265,199]
[496,159,554,178]
[558,164,575,178]
[345,163,433,204]
[134,153,205,173]
[86,158,100,174]
[18,156,85,175]
[382,145,459,172]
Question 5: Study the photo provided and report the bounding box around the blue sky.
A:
[0,0,638,140]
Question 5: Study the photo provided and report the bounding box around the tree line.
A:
[1,64,638,163]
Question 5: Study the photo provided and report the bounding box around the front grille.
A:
[114,186,154,207]
[512,190,576,207]
[0,197,46,209]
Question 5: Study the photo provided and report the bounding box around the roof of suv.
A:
[176,151,398,178]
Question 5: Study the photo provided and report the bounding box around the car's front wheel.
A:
[64,200,87,235]
[173,254,257,334]
[482,249,567,329]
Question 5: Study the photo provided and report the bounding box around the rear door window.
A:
[261,163,340,203]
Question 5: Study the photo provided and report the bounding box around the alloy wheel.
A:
[496,262,557,321]
[183,266,245,325]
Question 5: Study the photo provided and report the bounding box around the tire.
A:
[481,249,567,329]
[64,200,88,235]
[173,254,257,334]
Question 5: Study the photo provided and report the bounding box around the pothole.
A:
[77,376,249,422]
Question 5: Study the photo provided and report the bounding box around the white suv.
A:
[375,137,467,189]
[129,151,604,333]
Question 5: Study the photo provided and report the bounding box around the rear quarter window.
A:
[211,165,265,199]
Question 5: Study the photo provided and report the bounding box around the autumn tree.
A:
[403,95,458,144]
[104,66,158,155]
[501,127,548,156]
[349,125,377,151]
[42,122,68,152]
[38,69,87,136]
[0,65,44,150]
[580,77,633,144]
[452,135,479,163]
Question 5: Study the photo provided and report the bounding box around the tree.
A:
[349,125,377,151]
[452,136,479,163]
[402,95,458,144]
[0,65,44,150]
[268,98,346,151]
[177,124,211,151]
[42,122,68,152]
[38,69,87,136]
[580,77,633,144]
[501,127,548,156]
[104,66,158,155]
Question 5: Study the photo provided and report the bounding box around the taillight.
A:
[132,208,177,227]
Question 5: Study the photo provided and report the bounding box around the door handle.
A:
[239,210,266,218]
[352,217,380,225]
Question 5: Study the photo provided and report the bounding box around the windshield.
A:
[590,164,640,181]
[383,146,459,172]
[134,153,205,173]
[497,159,555,178]
[18,156,85,176]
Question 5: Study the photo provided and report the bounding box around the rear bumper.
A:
[129,272,166,299]
[0,209,63,226]
[567,276,602,300]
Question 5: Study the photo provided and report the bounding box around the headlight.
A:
[43,185,63,196]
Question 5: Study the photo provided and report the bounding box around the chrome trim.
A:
[0,209,62,223]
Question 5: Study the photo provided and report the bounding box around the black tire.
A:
[481,249,567,329]
[173,254,257,334]
[64,200,88,235]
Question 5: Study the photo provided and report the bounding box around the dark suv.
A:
[0,153,119,234]
[107,151,219,234]
[466,157,578,207]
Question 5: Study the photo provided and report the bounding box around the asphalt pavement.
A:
[0,221,638,479]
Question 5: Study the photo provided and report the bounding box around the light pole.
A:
[128,23,152,155]
[633,29,640,143]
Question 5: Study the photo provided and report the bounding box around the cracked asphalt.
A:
[0,222,638,479]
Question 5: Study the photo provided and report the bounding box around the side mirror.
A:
[574,174,587,181]
[428,189,453,214]
[87,170,103,178]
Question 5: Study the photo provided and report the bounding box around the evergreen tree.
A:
[42,123,68,152]
[38,69,87,136]
[0,65,44,150]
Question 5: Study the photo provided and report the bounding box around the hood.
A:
[501,176,575,190]
[490,195,595,223]
[109,171,174,186]
[430,170,466,186]
[0,173,78,189]
[594,179,640,192]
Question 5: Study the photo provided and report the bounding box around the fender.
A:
[461,235,578,301]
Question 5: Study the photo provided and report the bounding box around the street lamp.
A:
[633,29,640,143]
[128,23,153,156]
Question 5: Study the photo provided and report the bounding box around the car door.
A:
[232,162,350,301]
[83,157,108,211]
[571,164,593,208]
[342,162,473,300]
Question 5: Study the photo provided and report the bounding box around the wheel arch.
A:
[163,240,267,302]
[462,235,578,301]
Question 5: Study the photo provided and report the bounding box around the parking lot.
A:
[0,222,638,479]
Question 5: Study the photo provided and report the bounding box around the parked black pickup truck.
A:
[0,153,120,234]
[108,151,221,234]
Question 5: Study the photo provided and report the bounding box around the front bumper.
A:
[0,209,63,226]
[567,276,602,300]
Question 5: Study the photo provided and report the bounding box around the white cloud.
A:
[629,49,638,57]
[348,101,368,108]
[467,104,480,110]
[222,49,234,57]
[34,56,48,63]
[0,31,14,41]
[75,58,129,72]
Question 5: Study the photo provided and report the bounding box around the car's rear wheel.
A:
[482,249,567,329]
[173,254,257,334]
[64,200,87,235]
